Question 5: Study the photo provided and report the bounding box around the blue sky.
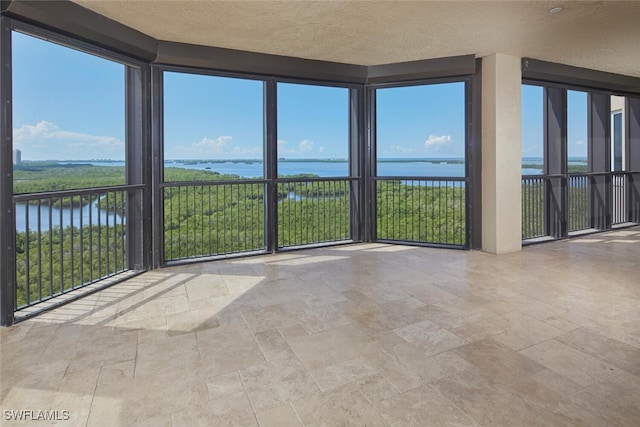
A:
[13,30,588,162]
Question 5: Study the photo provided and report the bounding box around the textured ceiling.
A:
[73,1,640,78]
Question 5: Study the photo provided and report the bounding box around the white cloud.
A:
[194,135,233,154]
[277,139,318,157]
[14,120,123,148]
[576,140,585,146]
[299,139,313,152]
[389,144,414,155]
[13,120,124,160]
[169,135,261,159]
[424,134,452,149]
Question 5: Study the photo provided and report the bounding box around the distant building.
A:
[13,149,21,165]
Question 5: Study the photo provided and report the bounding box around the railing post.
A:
[588,92,612,230]
[544,86,567,239]
[0,17,15,326]
[150,66,164,267]
[264,79,278,253]
[364,87,376,242]
[125,64,152,271]
[349,86,365,242]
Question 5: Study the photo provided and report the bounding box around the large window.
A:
[11,30,132,309]
[162,72,266,260]
[374,82,467,246]
[276,83,351,247]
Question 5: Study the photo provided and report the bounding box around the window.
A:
[521,85,543,175]
[567,90,588,171]
[611,95,625,172]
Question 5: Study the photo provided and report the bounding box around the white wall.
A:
[481,53,522,254]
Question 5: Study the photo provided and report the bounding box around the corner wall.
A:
[481,54,522,254]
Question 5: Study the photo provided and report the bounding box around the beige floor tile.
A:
[555,327,640,375]
[519,339,617,386]
[571,369,640,425]
[432,367,569,427]
[508,369,607,426]
[254,329,295,362]
[292,383,389,427]
[487,311,564,350]
[204,371,254,419]
[570,384,640,427]
[51,368,101,427]
[286,324,381,370]
[98,359,135,385]
[451,319,506,342]
[67,330,138,374]
[166,307,221,336]
[376,384,477,426]
[393,319,467,356]
[290,303,353,334]
[454,338,546,385]
[355,374,398,403]
[196,324,265,377]
[239,356,321,411]
[241,304,300,333]
[184,273,229,302]
[368,345,473,393]
[135,332,200,377]
[309,357,379,391]
[255,402,302,427]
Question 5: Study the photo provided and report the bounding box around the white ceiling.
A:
[73,1,640,78]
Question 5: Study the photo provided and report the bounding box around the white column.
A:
[481,53,522,254]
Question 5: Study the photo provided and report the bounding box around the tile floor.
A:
[1,228,640,426]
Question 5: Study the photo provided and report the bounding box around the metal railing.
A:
[521,175,546,240]
[277,177,353,248]
[567,173,591,233]
[374,177,467,247]
[522,171,637,241]
[162,180,266,261]
[12,185,141,309]
[612,172,628,225]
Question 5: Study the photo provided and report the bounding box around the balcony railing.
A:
[567,173,591,233]
[374,177,467,247]
[277,177,353,248]
[162,180,266,261]
[612,172,628,225]
[521,175,546,240]
[12,185,141,309]
[522,171,637,241]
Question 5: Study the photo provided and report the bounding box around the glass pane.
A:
[521,85,544,175]
[611,95,625,172]
[376,82,465,177]
[567,90,588,172]
[12,31,126,192]
[163,72,264,181]
[277,83,349,177]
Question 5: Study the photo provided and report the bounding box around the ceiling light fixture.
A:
[548,6,564,14]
